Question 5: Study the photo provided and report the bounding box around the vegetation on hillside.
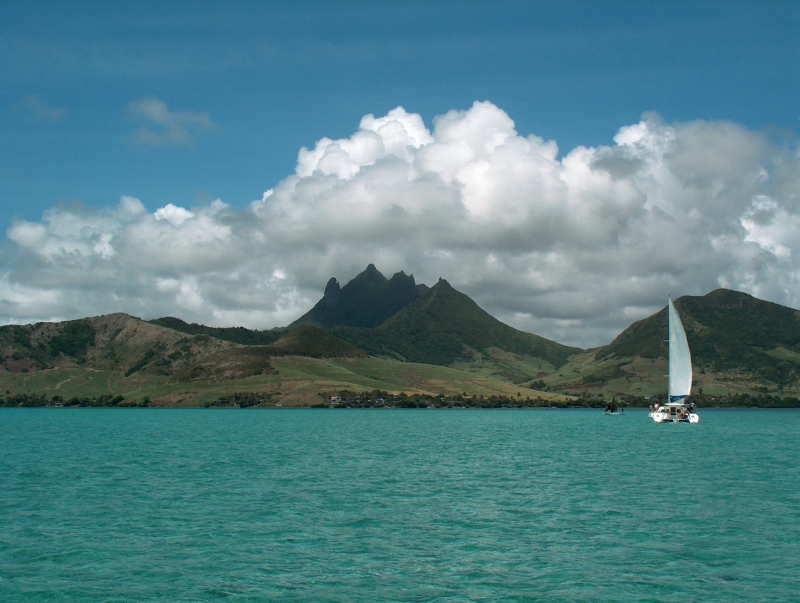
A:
[176,347,277,382]
[319,389,592,408]
[267,325,368,358]
[596,289,800,386]
[1,314,235,380]
[48,319,96,360]
[149,317,284,345]
[0,319,97,372]
[0,325,44,371]
[0,393,140,407]
[5,277,800,404]
[204,392,278,407]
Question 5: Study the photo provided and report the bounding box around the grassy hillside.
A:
[5,287,798,406]
[525,289,800,399]
[290,264,422,329]
[175,347,277,383]
[266,325,368,358]
[332,279,581,369]
[149,316,285,345]
[1,318,95,372]
[0,313,235,377]
[0,355,571,407]
[596,289,800,386]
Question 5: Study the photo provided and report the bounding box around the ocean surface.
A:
[1,408,798,602]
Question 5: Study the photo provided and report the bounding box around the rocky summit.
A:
[290,264,425,329]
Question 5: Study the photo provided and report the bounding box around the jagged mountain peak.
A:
[290,265,422,329]
[351,263,387,286]
[323,277,340,308]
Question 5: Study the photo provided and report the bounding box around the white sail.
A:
[668,297,692,402]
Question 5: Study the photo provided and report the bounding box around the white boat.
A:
[649,297,699,424]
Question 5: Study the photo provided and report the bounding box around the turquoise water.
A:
[1,409,798,602]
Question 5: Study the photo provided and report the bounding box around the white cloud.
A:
[128,97,217,146]
[296,107,434,179]
[154,203,195,227]
[3,101,800,347]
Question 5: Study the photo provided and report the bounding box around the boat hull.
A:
[651,411,699,423]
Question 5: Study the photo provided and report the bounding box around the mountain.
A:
[595,289,800,385]
[147,266,578,380]
[4,283,800,405]
[331,278,581,368]
[290,264,424,329]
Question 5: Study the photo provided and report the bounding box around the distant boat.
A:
[604,397,624,415]
[650,297,700,424]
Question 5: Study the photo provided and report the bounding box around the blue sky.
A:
[3,1,797,226]
[2,1,800,345]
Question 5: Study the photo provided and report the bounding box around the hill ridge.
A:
[594,288,800,385]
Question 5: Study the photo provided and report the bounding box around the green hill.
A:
[290,264,422,328]
[5,285,800,405]
[0,313,235,377]
[175,326,366,382]
[266,325,368,358]
[175,347,277,383]
[596,289,800,385]
[149,316,285,345]
[332,279,581,368]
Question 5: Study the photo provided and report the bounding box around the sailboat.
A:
[604,397,624,415]
[649,297,700,424]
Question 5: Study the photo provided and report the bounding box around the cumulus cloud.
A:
[128,97,217,146]
[20,94,66,121]
[154,203,195,227]
[3,101,800,347]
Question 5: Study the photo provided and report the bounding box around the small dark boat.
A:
[604,398,624,415]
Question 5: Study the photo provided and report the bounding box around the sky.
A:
[1,1,799,348]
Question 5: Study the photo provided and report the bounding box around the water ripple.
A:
[1,408,799,601]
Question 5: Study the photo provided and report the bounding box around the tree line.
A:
[0,393,146,407]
